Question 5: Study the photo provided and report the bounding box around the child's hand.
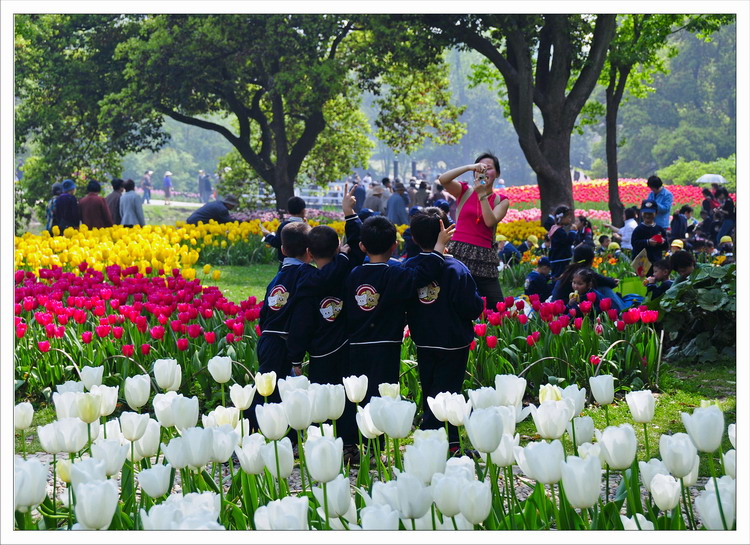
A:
[435,220,455,254]
[339,243,350,255]
[569,291,579,302]
[260,224,271,236]
[342,183,357,216]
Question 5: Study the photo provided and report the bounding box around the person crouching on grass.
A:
[403,207,484,454]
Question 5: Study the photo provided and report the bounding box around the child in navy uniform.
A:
[643,258,673,300]
[260,196,307,270]
[548,206,579,280]
[345,215,453,406]
[524,256,553,301]
[566,268,601,316]
[631,200,669,273]
[403,207,484,447]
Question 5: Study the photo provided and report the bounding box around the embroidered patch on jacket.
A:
[319,297,343,322]
[267,285,289,311]
[417,281,440,305]
[354,284,379,311]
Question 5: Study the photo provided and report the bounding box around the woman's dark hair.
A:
[474,152,501,175]
[556,244,596,290]
[572,268,596,289]
[625,207,638,220]
[554,205,572,223]
[123,179,136,191]
[577,215,592,230]
[647,175,663,189]
[86,180,101,193]
[702,188,713,198]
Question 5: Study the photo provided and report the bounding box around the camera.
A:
[477,173,487,185]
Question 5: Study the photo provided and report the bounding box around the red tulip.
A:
[469,340,477,351]
[16,323,27,338]
[607,308,618,321]
[599,298,612,311]
[515,300,525,311]
[496,302,506,313]
[140,343,151,355]
[526,335,536,347]
[574,317,583,330]
[204,331,216,344]
[201,308,213,319]
[638,305,648,312]
[232,322,244,336]
[615,320,626,331]
[122,344,135,357]
[38,340,51,352]
[474,323,487,337]
[150,325,165,340]
[187,324,203,338]
[176,338,189,351]
[157,314,169,325]
[518,314,528,325]
[568,308,577,317]
[112,326,124,339]
[226,333,235,343]
[254,324,261,336]
[532,331,541,342]
[595,324,604,335]
[487,312,501,326]
[579,301,592,315]
[95,325,111,338]
[55,325,66,338]
[404,326,410,339]
[585,291,597,303]
[486,335,498,349]
[622,308,640,325]
[549,321,563,335]
[589,355,601,366]
[553,300,566,315]
[81,331,93,344]
[558,315,570,328]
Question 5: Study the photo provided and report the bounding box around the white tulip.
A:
[404,434,448,484]
[312,473,351,518]
[208,425,240,464]
[235,433,266,474]
[280,388,312,431]
[119,412,150,442]
[369,396,416,439]
[727,423,735,449]
[650,473,681,511]
[73,479,119,530]
[356,403,383,439]
[494,374,527,407]
[488,433,520,467]
[153,359,182,391]
[342,374,368,404]
[229,383,256,410]
[467,386,502,409]
[659,433,698,478]
[37,422,64,454]
[172,395,199,431]
[529,399,575,440]
[682,453,701,487]
[393,471,433,520]
[304,436,343,483]
[577,442,604,465]
[589,374,614,405]
[14,402,34,431]
[620,513,655,530]
[14,457,48,512]
[625,389,655,423]
[325,383,346,421]
[78,366,103,390]
[681,404,724,453]
[153,391,179,428]
[260,436,294,479]
[307,423,335,439]
[91,439,129,477]
[57,380,84,394]
[539,383,562,402]
[566,415,595,446]
[427,391,471,426]
[639,458,670,494]
[254,495,308,530]
[132,418,161,460]
[89,384,118,417]
[203,406,239,429]
[53,391,79,419]
[138,463,173,498]
[70,457,107,490]
[56,417,89,454]
[514,440,564,484]
[562,384,586,415]
[444,456,477,481]
[124,374,151,410]
[559,455,602,509]
[207,356,233,384]
[595,424,638,470]
[256,403,289,440]
[694,481,735,530]
[459,480,492,524]
[378,382,401,399]
[431,472,466,517]
[255,371,277,397]
[277,375,310,401]
[722,449,736,479]
[161,437,189,470]
[180,427,213,472]
[465,407,504,453]
[76,392,102,424]
[360,503,400,530]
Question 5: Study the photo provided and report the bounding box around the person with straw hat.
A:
[162,170,173,205]
[186,194,239,225]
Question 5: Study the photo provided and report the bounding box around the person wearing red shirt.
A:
[78,180,113,229]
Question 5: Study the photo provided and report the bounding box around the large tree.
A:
[393,14,617,215]
[15,14,465,213]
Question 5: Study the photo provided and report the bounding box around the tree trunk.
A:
[270,173,296,216]
[605,65,627,227]
[536,128,574,217]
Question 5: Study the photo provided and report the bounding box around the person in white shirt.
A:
[604,206,639,252]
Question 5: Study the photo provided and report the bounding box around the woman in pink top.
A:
[438,153,510,310]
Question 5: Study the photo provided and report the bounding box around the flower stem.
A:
[642,423,650,460]
[605,464,610,503]
[570,419,577,458]
[393,437,402,472]
[297,430,307,494]
[87,423,92,456]
[323,481,330,530]
[52,454,57,515]
[131,440,137,529]
[680,477,694,530]
[604,404,610,427]
[707,453,729,530]
[221,383,225,407]
[21,430,27,460]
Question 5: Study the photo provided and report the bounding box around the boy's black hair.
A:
[280,221,311,259]
[474,152,501,175]
[361,216,397,255]
[653,258,671,272]
[308,225,339,260]
[680,205,693,214]
[598,234,610,244]
[287,196,306,215]
[647,175,663,189]
[670,250,695,272]
[123,179,136,191]
[111,178,124,191]
[572,267,596,288]
[625,207,638,220]
[409,209,443,250]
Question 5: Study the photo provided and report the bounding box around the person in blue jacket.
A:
[404,207,484,450]
[524,257,553,301]
[645,175,674,230]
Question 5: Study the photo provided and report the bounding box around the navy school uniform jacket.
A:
[259,254,350,337]
[524,270,553,301]
[286,253,353,365]
[345,251,445,346]
[646,279,673,300]
[631,223,669,265]
[548,226,578,278]
[263,217,306,269]
[404,255,484,349]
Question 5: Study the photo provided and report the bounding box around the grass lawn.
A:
[143,203,199,226]
[210,263,278,303]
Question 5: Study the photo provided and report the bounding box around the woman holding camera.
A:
[438,153,510,310]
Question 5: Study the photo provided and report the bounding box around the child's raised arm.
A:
[434,220,455,255]
[342,183,357,217]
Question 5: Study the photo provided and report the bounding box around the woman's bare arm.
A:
[438,163,486,201]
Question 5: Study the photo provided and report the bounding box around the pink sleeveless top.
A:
[452,182,509,249]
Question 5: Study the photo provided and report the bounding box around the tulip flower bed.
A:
[14,367,736,531]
